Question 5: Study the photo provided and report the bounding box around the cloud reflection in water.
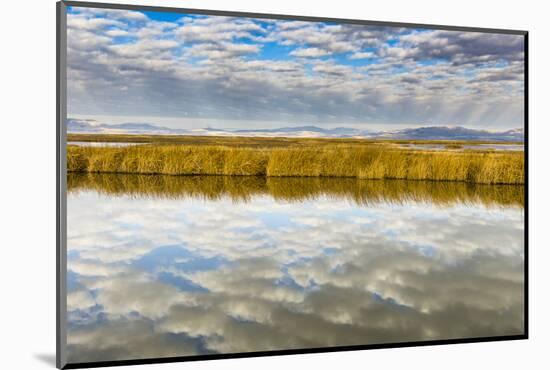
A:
[66,174,524,363]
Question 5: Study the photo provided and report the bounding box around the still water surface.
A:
[68,141,145,147]
[399,143,523,151]
[66,174,524,363]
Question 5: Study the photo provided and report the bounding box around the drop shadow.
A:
[34,353,56,367]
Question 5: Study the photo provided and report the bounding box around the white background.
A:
[0,0,547,368]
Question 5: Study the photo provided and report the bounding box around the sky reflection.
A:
[66,175,524,364]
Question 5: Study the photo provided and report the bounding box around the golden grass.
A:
[67,144,524,184]
[68,173,524,208]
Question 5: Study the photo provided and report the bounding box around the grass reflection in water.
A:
[68,173,524,208]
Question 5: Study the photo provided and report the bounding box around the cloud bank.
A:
[66,7,525,130]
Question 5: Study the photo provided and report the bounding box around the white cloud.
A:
[104,29,129,37]
[67,16,124,31]
[109,39,179,58]
[176,16,265,43]
[186,42,261,59]
[76,8,149,22]
[290,47,330,58]
[349,51,376,59]
[66,7,525,129]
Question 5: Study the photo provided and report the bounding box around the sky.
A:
[66,6,525,131]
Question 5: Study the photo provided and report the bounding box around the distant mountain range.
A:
[374,126,524,141]
[67,119,178,135]
[67,118,524,142]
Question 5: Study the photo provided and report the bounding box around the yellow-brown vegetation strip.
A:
[68,173,524,208]
[67,144,524,184]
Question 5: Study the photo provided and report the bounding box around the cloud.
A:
[401,76,421,84]
[349,51,376,59]
[276,24,357,53]
[186,42,261,60]
[290,47,330,58]
[311,61,360,78]
[66,7,525,130]
[104,29,129,37]
[74,7,149,22]
[176,16,265,43]
[396,30,524,65]
[67,16,124,31]
[108,39,179,58]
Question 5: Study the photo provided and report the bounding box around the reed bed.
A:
[68,144,524,185]
[68,173,524,208]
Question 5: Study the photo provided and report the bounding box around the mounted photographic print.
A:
[56,1,527,368]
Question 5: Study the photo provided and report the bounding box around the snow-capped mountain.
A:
[235,126,364,136]
[67,118,524,142]
[67,119,182,135]
[66,118,104,132]
[372,126,524,141]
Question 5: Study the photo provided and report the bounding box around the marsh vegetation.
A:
[67,135,524,184]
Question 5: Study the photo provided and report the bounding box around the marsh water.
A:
[66,173,525,363]
[67,141,145,147]
[399,143,524,151]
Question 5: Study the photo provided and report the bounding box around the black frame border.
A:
[56,1,529,369]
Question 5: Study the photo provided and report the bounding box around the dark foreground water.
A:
[66,174,525,363]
